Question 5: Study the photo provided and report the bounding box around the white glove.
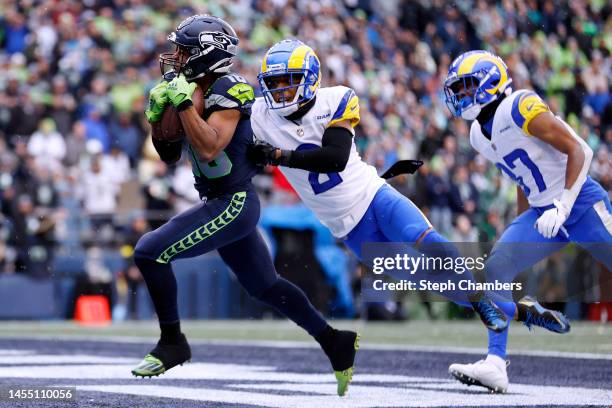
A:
[535,199,570,239]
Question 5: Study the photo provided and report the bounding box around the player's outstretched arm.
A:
[251,120,353,172]
[529,112,593,238]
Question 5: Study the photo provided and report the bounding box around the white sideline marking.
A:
[0,350,609,407]
[73,381,612,407]
[2,333,611,361]
[0,355,137,365]
[0,349,34,356]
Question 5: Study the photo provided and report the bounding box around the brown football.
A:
[155,85,205,142]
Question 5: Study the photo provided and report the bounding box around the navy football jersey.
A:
[186,73,258,198]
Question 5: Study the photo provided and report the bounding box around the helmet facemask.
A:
[445,68,509,121]
[444,74,482,120]
[159,44,195,77]
[259,69,318,116]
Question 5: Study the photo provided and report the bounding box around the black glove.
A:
[248,140,291,166]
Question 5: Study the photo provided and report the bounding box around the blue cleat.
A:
[517,296,570,333]
[471,298,509,333]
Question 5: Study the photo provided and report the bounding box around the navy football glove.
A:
[248,141,291,166]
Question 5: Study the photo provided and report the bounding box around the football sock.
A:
[160,321,182,344]
[487,292,513,359]
[487,326,509,359]
[258,278,328,337]
[134,254,179,324]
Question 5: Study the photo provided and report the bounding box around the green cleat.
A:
[132,354,166,377]
[334,333,359,396]
[131,333,191,378]
[316,327,360,396]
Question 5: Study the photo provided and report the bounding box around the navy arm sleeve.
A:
[284,126,352,173]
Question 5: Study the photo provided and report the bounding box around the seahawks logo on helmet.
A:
[199,32,237,53]
[159,15,239,81]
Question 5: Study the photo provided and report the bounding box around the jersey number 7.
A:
[496,148,546,197]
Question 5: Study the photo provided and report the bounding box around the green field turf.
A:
[0,319,610,355]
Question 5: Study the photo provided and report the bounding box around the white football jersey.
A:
[251,86,385,237]
[470,89,577,208]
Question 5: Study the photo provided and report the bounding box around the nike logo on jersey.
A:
[526,102,534,111]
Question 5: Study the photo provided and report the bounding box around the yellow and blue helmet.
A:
[258,39,321,116]
[444,50,512,120]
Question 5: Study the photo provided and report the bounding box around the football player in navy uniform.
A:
[132,15,358,396]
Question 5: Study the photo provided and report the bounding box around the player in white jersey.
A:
[443,50,611,392]
[248,39,524,344]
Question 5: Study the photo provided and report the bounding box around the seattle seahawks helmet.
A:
[444,50,512,120]
[160,15,239,81]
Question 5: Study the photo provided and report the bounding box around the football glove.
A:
[166,74,197,108]
[248,141,290,166]
[535,199,570,239]
[145,81,169,123]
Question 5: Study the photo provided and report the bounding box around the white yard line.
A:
[1,333,611,360]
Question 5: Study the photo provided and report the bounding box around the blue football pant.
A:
[344,184,478,304]
[487,198,612,358]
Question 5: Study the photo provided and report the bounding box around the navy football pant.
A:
[134,187,327,336]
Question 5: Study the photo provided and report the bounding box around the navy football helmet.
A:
[160,15,239,81]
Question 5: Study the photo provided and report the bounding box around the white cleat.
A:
[449,354,509,393]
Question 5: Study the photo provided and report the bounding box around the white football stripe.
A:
[0,362,422,383]
[74,382,612,408]
[0,355,137,365]
[0,348,609,407]
[2,334,611,361]
[0,349,34,356]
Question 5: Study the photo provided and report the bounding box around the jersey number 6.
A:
[297,143,343,194]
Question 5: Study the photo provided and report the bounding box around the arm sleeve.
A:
[284,126,353,173]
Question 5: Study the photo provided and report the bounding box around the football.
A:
[155,84,205,142]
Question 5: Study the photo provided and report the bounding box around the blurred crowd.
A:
[0,0,610,283]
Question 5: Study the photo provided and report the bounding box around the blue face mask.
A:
[445,74,486,120]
